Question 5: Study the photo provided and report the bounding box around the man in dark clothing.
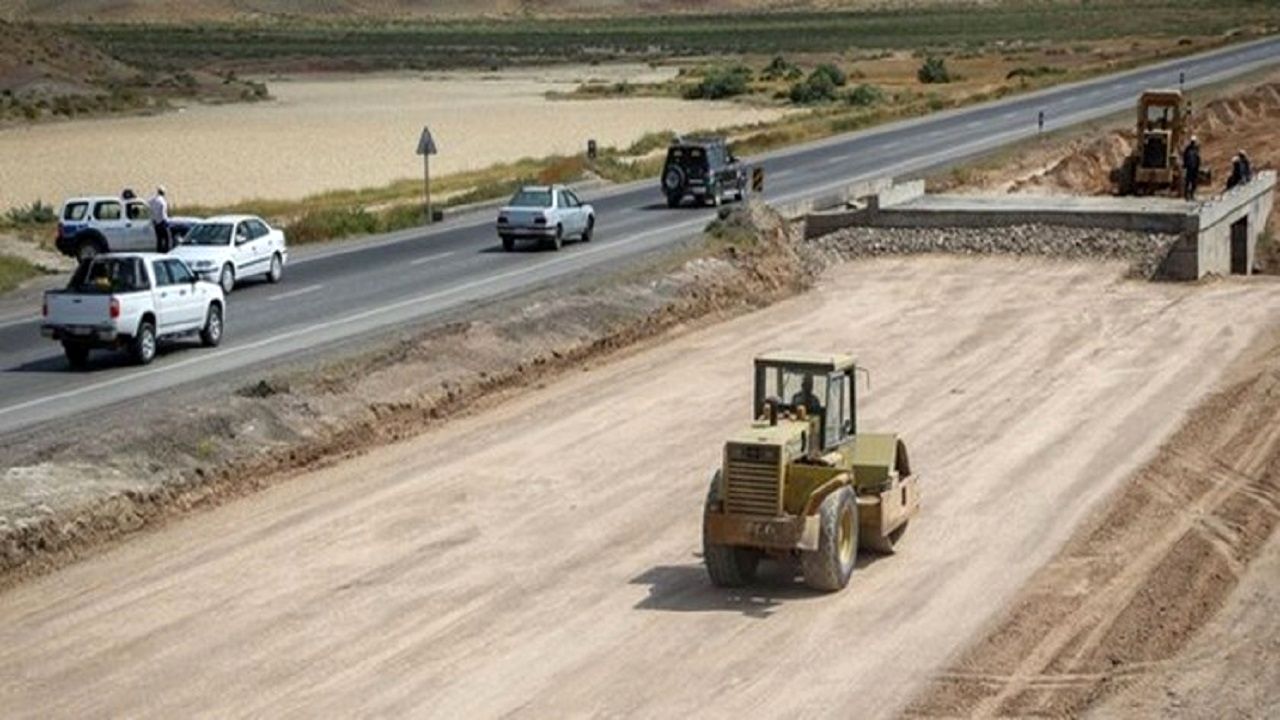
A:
[1182,136,1201,200]
[791,375,824,417]
[1227,154,1244,190]
[1227,150,1255,191]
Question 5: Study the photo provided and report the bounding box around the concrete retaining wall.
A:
[1189,170,1276,277]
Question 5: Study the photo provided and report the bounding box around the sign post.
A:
[417,126,439,223]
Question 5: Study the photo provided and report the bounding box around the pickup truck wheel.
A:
[550,225,563,251]
[801,487,858,592]
[581,217,594,243]
[267,254,283,283]
[200,304,223,347]
[62,342,90,370]
[219,264,235,294]
[131,321,157,366]
[76,238,103,262]
[501,236,514,252]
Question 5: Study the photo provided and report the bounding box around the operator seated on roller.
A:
[791,375,824,417]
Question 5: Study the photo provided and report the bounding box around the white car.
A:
[41,253,225,368]
[171,215,288,293]
[496,185,595,251]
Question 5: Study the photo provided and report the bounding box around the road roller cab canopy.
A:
[752,352,859,452]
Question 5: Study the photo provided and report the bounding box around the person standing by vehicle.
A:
[1182,136,1201,200]
[149,186,171,253]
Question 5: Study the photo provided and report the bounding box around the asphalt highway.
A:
[0,36,1277,436]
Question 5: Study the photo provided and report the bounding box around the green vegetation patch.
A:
[67,1,1276,72]
[0,255,42,294]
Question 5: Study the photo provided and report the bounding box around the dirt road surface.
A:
[2,257,1278,718]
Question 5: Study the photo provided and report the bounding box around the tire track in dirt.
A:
[905,332,1280,718]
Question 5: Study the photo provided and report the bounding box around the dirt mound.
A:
[1009,133,1132,195]
[953,79,1280,200]
[942,76,1280,273]
[906,328,1280,718]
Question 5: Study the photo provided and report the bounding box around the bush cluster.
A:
[5,200,57,225]
[760,55,803,81]
[685,64,753,100]
[788,64,848,104]
[917,56,952,84]
[844,83,885,107]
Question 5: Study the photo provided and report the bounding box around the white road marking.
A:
[266,284,322,302]
[410,250,456,266]
[0,217,705,420]
[0,314,37,329]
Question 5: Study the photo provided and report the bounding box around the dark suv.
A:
[660,136,748,208]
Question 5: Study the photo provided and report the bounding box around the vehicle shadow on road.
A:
[631,559,825,618]
[4,354,76,373]
[478,244,570,254]
[5,344,196,374]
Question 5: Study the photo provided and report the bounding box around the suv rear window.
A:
[667,146,708,167]
[62,202,89,222]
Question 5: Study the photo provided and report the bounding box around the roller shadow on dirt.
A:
[631,552,892,616]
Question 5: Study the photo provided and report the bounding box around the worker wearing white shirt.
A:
[149,186,171,253]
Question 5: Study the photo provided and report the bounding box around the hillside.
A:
[0,19,268,123]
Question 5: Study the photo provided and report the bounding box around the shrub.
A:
[0,254,42,295]
[685,64,753,100]
[624,130,677,156]
[1005,65,1065,80]
[789,68,840,104]
[5,200,57,225]
[844,83,885,107]
[918,56,952,84]
[811,63,848,88]
[285,207,380,245]
[379,203,429,233]
[761,55,801,81]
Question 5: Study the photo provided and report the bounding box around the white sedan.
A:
[496,185,595,251]
[172,215,289,293]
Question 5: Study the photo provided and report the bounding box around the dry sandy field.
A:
[1,256,1278,718]
[0,65,786,211]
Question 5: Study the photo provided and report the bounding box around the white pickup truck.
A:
[41,253,226,368]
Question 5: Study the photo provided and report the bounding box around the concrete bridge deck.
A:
[803,171,1276,280]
